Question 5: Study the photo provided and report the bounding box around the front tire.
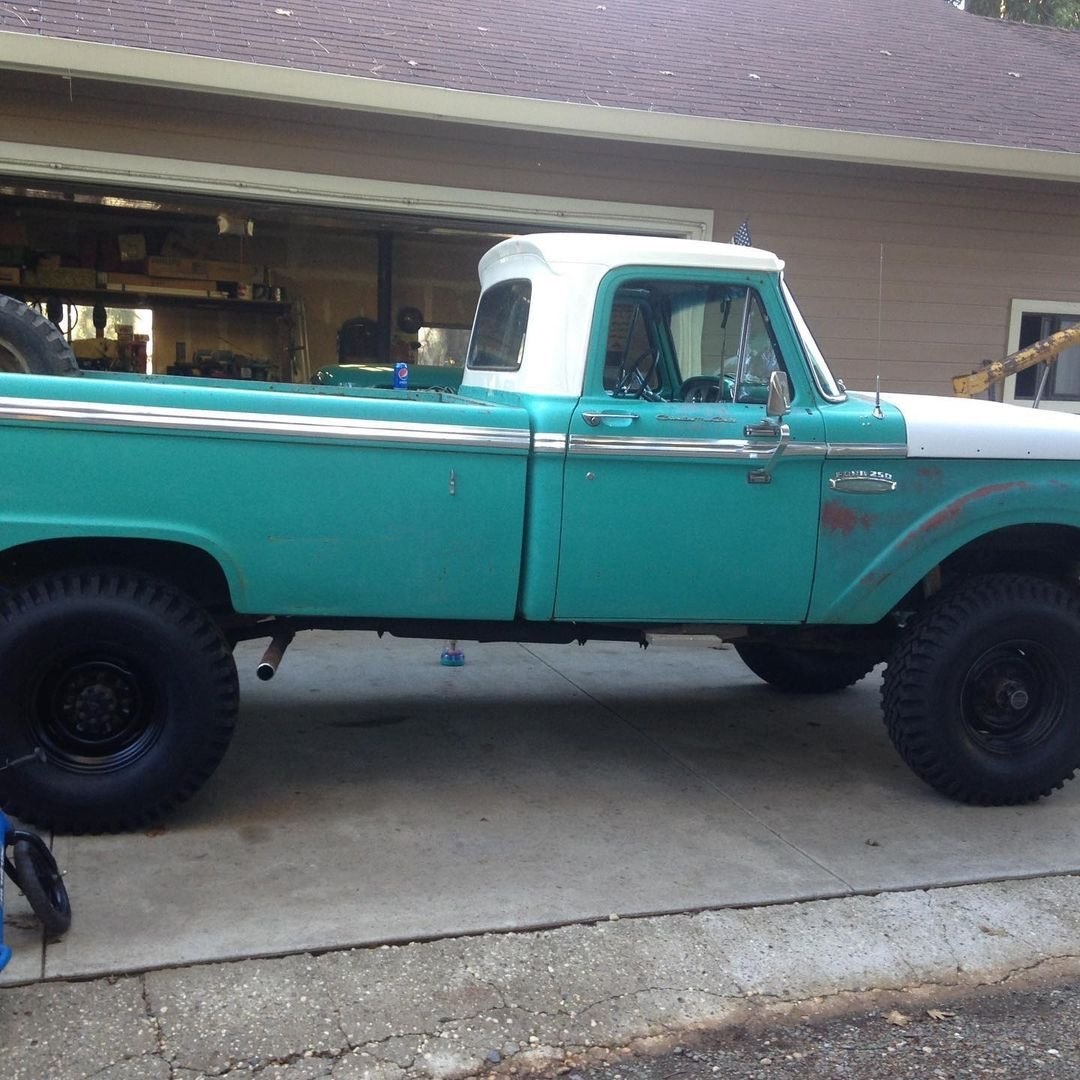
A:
[883,574,1080,805]
[0,570,239,832]
[735,641,877,694]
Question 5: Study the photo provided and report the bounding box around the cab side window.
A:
[600,278,787,404]
[603,295,664,398]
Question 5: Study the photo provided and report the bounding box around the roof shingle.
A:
[0,0,1077,153]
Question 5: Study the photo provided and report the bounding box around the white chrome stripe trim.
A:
[566,436,906,461]
[532,433,568,453]
[568,435,829,459]
[826,443,908,459]
[0,396,531,451]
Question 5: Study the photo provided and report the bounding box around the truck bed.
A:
[0,371,532,620]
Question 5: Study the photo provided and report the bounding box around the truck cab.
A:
[459,234,895,626]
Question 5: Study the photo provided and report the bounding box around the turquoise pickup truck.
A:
[2,232,1080,833]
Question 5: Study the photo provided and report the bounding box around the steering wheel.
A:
[678,375,735,403]
[682,375,725,401]
[613,349,661,400]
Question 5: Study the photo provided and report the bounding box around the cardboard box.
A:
[0,266,21,286]
[205,260,260,284]
[118,234,147,262]
[147,256,210,279]
[147,255,261,283]
[107,272,211,291]
[23,267,98,289]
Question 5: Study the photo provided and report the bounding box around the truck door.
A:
[554,270,826,623]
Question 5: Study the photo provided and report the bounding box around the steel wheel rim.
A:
[31,654,162,772]
[0,339,31,373]
[959,640,1064,755]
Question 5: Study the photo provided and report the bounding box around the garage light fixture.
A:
[216,214,254,237]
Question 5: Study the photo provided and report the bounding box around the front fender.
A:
[808,464,1080,623]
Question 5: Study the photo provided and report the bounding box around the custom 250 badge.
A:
[828,469,897,494]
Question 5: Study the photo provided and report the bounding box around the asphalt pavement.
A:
[2,631,1080,1077]
[568,972,1080,1079]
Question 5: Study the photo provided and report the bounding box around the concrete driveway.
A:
[4,630,1079,985]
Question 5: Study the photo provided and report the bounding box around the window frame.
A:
[466,278,532,372]
[1002,299,1080,412]
[587,267,795,406]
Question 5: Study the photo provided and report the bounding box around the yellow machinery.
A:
[953,324,1080,403]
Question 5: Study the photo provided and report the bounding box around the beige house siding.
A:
[2,71,1079,396]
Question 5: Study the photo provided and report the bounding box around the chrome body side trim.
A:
[0,396,532,451]
[566,434,906,461]
[825,443,908,459]
[532,432,569,453]
[569,435,830,459]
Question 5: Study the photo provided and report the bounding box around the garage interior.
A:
[0,179,516,383]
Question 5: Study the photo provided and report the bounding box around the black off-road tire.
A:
[0,569,239,833]
[882,573,1080,805]
[10,832,72,937]
[735,641,877,694]
[0,294,80,375]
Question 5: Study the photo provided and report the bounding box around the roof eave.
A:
[1,32,1076,185]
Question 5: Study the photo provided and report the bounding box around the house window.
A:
[1004,300,1080,411]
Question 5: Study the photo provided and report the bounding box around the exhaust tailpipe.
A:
[257,630,295,681]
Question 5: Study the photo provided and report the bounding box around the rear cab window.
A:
[467,280,531,371]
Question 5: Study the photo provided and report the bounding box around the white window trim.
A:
[1002,298,1080,413]
[0,140,714,241]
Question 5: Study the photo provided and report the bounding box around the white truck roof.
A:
[468,233,784,398]
[479,233,785,278]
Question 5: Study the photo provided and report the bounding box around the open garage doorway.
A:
[0,142,713,383]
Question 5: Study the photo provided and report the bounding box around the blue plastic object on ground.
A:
[0,751,73,970]
[0,813,11,971]
[440,640,465,666]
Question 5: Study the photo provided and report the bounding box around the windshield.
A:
[780,278,845,402]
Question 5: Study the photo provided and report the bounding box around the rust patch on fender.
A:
[903,481,1029,546]
[822,501,874,535]
[913,465,945,494]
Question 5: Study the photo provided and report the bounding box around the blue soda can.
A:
[393,362,408,389]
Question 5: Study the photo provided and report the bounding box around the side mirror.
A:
[766,370,791,419]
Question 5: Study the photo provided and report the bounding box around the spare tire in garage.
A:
[0,294,81,375]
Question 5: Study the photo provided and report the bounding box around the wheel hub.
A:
[997,679,1030,713]
[33,656,157,770]
[961,642,1063,754]
[58,664,138,739]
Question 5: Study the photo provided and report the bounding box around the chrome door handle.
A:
[582,411,640,427]
[747,423,792,484]
[744,420,781,438]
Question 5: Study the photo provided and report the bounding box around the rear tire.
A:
[735,641,877,694]
[11,832,71,937]
[882,574,1080,805]
[0,569,239,832]
[0,295,80,375]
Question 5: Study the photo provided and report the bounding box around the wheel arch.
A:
[0,537,237,612]
[811,512,1080,625]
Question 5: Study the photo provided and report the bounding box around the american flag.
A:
[731,220,752,246]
